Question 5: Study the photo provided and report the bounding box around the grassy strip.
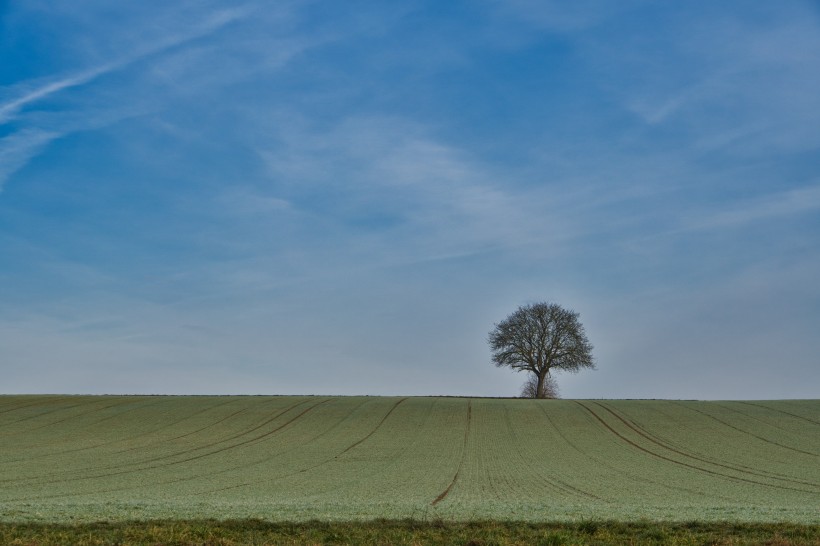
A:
[1,519,818,545]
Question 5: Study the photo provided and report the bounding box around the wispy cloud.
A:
[259,115,561,266]
[683,185,820,232]
[577,2,820,155]
[0,7,250,125]
[0,129,60,190]
[0,6,253,191]
[0,66,115,125]
[497,0,647,32]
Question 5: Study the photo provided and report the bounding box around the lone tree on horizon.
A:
[489,302,595,399]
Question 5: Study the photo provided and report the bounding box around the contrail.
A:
[0,7,251,124]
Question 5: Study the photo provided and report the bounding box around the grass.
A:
[1,519,819,545]
[0,395,818,524]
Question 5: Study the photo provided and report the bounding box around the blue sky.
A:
[2,1,819,399]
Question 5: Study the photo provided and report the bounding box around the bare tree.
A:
[520,374,560,399]
[489,302,594,399]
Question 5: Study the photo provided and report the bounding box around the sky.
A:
[1,1,819,399]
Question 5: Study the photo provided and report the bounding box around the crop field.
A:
[0,395,818,524]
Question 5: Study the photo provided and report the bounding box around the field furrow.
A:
[535,402,724,503]
[0,397,100,430]
[431,400,471,505]
[0,396,74,416]
[0,398,141,441]
[165,397,376,495]
[0,398,306,489]
[192,397,409,496]
[0,398,330,499]
[0,397,243,470]
[595,402,820,490]
[673,402,820,458]
[338,397,408,456]
[740,400,820,426]
[502,402,602,502]
[575,401,813,495]
[601,402,808,484]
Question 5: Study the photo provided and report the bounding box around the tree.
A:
[489,302,594,399]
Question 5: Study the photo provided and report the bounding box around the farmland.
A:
[0,395,818,525]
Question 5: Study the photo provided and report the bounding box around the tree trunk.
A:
[536,372,546,399]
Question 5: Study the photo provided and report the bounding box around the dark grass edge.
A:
[2,519,819,545]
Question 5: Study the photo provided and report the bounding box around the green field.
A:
[0,395,818,524]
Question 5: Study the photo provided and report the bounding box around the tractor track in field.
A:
[32,397,168,442]
[504,404,602,501]
[0,398,140,440]
[19,398,365,502]
[713,402,812,437]
[0,397,105,430]
[601,403,816,486]
[576,402,816,495]
[110,399,253,455]
[0,398,23,411]
[672,402,820,458]
[0,398,45,414]
[595,402,820,490]
[0,396,274,485]
[0,396,69,416]
[540,403,732,502]
[2,399,333,502]
[431,399,472,506]
[337,397,408,456]
[531,406,611,501]
[195,397,410,496]
[196,397,374,480]
[8,399,361,498]
[736,401,820,427]
[132,398,327,466]
[164,397,374,494]
[0,398,326,491]
[6,398,174,458]
[3,397,248,466]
